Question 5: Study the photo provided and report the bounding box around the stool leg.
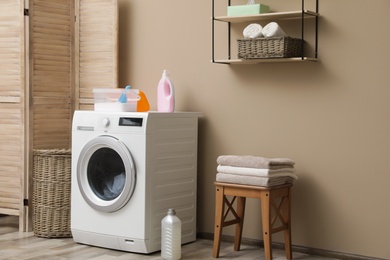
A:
[283,187,292,260]
[261,191,272,260]
[213,185,224,258]
[234,196,246,251]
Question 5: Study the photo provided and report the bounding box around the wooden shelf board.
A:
[213,57,318,64]
[214,10,318,23]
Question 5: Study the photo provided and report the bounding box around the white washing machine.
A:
[71,110,202,253]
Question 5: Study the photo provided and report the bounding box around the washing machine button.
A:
[102,118,110,127]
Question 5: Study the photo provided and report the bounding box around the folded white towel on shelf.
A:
[262,22,287,37]
[217,165,298,179]
[243,23,263,39]
[217,155,295,169]
[216,173,294,187]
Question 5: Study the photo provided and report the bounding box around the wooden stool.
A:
[212,182,293,260]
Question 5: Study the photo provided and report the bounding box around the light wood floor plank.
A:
[0,215,335,259]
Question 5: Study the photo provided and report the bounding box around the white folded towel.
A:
[216,173,294,187]
[243,23,263,39]
[262,22,287,37]
[217,165,298,179]
[217,155,295,169]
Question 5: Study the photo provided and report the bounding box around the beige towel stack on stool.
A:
[216,155,298,187]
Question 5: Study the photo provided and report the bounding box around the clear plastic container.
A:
[93,88,140,112]
[161,208,181,260]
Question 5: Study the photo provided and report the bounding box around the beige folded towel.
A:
[217,165,298,179]
[216,173,294,187]
[217,155,295,169]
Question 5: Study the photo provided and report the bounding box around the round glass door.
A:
[77,135,136,212]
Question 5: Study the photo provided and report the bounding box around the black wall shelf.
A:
[211,0,319,64]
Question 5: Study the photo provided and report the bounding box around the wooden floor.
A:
[0,215,335,260]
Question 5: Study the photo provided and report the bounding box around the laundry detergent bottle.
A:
[157,70,175,112]
[161,208,181,260]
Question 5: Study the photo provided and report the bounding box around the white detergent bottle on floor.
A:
[161,208,181,260]
[157,70,175,112]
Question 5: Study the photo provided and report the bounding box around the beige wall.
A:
[118,0,390,258]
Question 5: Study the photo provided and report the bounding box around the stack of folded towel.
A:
[216,155,298,187]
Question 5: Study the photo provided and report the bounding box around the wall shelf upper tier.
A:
[214,10,319,23]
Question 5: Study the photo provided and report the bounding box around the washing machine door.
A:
[77,135,136,213]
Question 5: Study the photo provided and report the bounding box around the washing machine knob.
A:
[102,118,110,127]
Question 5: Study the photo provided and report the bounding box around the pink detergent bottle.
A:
[157,70,175,112]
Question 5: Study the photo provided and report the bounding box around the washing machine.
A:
[71,110,202,253]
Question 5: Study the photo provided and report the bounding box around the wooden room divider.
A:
[0,0,118,231]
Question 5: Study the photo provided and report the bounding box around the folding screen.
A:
[0,0,117,231]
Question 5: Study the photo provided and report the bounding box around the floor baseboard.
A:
[196,232,385,260]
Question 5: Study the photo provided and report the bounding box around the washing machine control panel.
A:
[73,111,148,134]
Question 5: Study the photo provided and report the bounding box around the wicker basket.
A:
[237,36,303,59]
[33,149,72,238]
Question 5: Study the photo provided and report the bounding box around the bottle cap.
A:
[168,208,176,215]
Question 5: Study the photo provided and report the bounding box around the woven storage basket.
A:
[237,36,303,59]
[33,149,72,238]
